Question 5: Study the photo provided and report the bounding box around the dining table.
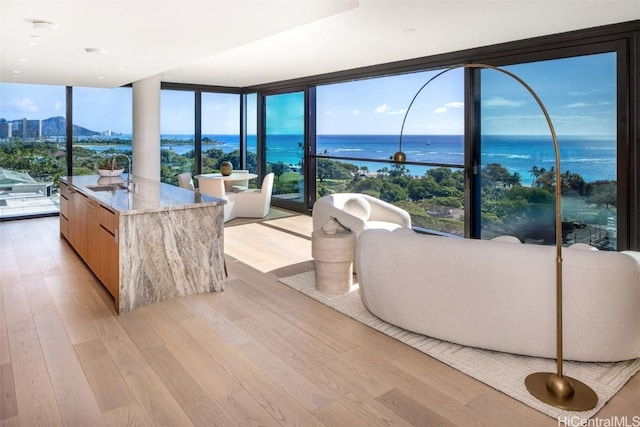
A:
[195,172,258,191]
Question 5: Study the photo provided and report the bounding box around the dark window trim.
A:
[161,82,242,94]
[247,21,636,247]
[245,20,640,92]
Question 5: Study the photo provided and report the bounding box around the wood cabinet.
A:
[59,182,69,239]
[96,206,119,306]
[59,175,225,314]
[60,183,120,309]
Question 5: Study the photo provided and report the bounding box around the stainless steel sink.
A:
[87,183,129,192]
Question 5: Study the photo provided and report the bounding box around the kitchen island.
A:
[59,174,226,314]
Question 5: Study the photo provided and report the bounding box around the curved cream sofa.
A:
[312,193,411,235]
[355,229,640,362]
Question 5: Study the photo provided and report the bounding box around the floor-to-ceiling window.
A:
[314,68,466,236]
[160,89,195,185]
[0,83,67,218]
[264,91,306,205]
[477,52,618,250]
[200,92,241,175]
[72,86,132,175]
[311,47,624,247]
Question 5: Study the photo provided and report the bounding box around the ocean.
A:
[78,134,616,184]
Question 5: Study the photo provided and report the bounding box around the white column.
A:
[132,75,161,181]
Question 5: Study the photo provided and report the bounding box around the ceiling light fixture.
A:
[84,47,107,55]
[32,20,57,30]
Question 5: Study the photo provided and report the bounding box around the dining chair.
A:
[230,169,250,192]
[236,173,274,218]
[177,172,195,190]
[198,178,237,222]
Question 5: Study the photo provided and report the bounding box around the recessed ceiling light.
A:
[402,28,416,33]
[98,76,105,80]
[30,35,42,40]
[19,58,29,62]
[144,54,153,58]
[32,20,57,30]
[12,70,21,74]
[84,47,107,54]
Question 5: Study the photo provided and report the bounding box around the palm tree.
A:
[529,165,541,186]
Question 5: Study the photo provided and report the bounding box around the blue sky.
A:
[0,52,616,136]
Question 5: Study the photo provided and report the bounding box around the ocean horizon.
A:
[77,133,617,184]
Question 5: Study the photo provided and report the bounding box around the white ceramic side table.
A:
[311,229,357,294]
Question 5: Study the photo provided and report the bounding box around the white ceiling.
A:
[2,0,640,89]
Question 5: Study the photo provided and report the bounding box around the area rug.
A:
[278,270,640,421]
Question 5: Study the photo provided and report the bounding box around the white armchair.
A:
[198,178,237,222]
[312,193,412,235]
[235,173,274,218]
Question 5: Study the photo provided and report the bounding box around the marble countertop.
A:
[61,174,225,215]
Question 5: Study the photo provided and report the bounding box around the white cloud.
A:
[445,101,464,109]
[565,102,589,108]
[375,104,406,115]
[569,88,603,96]
[16,97,38,113]
[482,97,523,108]
[433,107,448,114]
[352,109,361,115]
[375,103,390,113]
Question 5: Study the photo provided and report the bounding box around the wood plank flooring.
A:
[0,212,638,426]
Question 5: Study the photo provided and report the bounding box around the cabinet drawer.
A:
[60,215,68,239]
[99,206,118,235]
[59,182,69,218]
[60,194,69,218]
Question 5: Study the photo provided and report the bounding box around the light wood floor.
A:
[1,212,638,426]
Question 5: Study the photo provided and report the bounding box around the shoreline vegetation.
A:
[0,136,616,250]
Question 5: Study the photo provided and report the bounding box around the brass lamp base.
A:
[525,372,598,411]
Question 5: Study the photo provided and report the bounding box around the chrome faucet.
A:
[111,153,136,191]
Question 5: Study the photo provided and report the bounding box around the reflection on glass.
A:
[479,53,617,250]
[265,92,305,203]
[0,83,67,218]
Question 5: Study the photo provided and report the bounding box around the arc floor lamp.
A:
[395,63,598,411]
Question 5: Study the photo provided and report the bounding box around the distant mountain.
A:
[0,116,98,137]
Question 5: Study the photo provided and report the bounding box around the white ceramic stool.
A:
[311,229,356,294]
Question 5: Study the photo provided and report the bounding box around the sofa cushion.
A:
[343,197,371,221]
[366,221,403,231]
[569,243,599,250]
[491,235,521,244]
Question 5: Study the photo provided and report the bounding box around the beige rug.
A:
[278,270,640,421]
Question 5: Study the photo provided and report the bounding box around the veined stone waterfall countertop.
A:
[60,174,227,314]
[61,174,225,214]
